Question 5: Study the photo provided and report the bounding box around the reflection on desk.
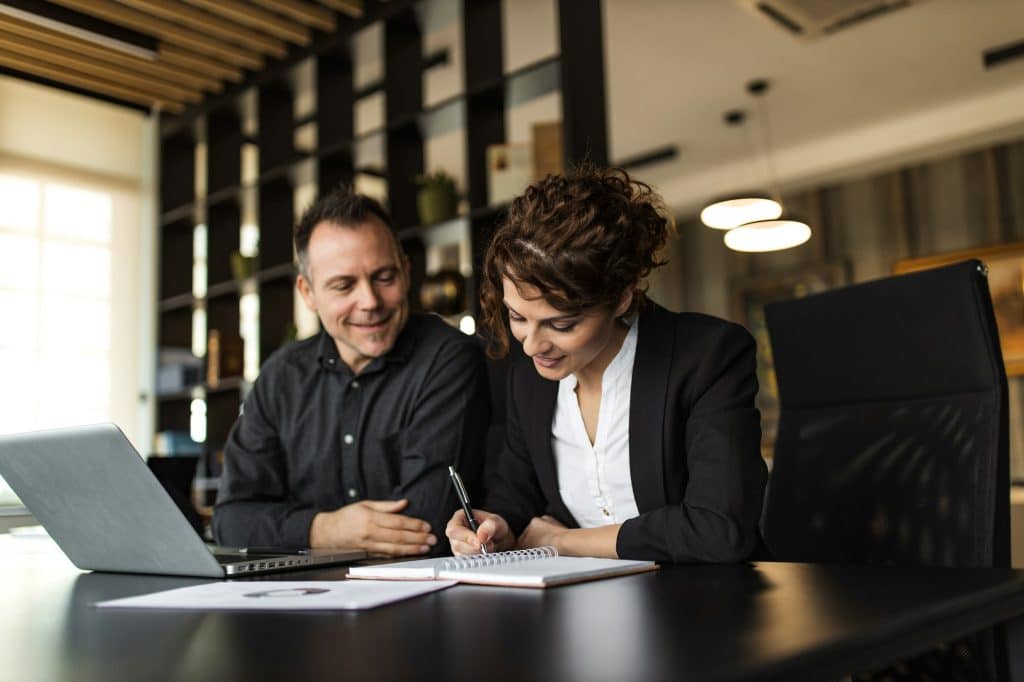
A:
[2,536,1024,681]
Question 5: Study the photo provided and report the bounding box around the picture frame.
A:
[894,242,1024,376]
[729,263,850,461]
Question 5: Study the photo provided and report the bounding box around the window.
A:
[0,168,141,507]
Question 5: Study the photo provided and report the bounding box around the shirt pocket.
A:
[365,430,403,495]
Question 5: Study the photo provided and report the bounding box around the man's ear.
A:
[296,273,317,313]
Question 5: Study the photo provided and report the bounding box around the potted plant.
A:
[230,251,259,282]
[415,170,458,226]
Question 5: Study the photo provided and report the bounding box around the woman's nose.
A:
[521,327,550,357]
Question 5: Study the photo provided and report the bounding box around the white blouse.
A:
[551,321,640,528]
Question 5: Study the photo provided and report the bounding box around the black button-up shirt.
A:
[213,314,491,552]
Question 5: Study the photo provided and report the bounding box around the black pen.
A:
[448,465,488,555]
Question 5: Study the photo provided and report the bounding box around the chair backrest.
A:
[762,259,1009,569]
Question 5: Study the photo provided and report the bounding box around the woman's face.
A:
[502,277,630,382]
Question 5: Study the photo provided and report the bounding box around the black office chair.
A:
[762,259,1010,680]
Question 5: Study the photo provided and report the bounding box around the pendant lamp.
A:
[702,81,813,252]
[700,110,781,230]
[723,218,811,252]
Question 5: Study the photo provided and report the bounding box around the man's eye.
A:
[375,273,396,284]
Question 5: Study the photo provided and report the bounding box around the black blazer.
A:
[486,302,768,563]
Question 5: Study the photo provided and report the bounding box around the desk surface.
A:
[3,537,1024,682]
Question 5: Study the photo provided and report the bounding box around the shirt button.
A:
[351,380,360,389]
[602,507,610,517]
[327,358,336,366]
[347,488,358,499]
[343,433,354,445]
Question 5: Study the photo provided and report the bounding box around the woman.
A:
[446,166,767,562]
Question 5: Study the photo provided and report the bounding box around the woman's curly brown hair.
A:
[480,164,675,357]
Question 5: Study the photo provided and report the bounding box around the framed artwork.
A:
[894,242,1024,376]
[729,263,849,461]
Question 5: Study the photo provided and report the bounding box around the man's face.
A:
[297,217,410,374]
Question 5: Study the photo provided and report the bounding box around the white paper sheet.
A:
[96,579,456,611]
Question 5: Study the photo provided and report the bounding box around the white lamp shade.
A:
[700,195,782,230]
[723,219,812,253]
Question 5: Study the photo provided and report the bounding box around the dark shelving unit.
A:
[155,0,608,451]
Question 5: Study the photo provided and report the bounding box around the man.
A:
[213,188,490,556]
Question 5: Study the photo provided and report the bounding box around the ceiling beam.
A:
[114,0,289,58]
[0,0,158,58]
[159,44,244,83]
[252,0,336,31]
[0,13,221,92]
[47,0,265,69]
[0,46,182,112]
[0,28,201,102]
[182,0,312,45]
[316,0,364,18]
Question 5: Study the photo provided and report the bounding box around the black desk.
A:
[3,539,1024,682]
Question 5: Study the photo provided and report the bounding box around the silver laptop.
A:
[0,423,365,577]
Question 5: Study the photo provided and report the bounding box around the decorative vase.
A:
[419,269,467,316]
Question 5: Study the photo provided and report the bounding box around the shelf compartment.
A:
[158,306,193,353]
[160,129,195,214]
[207,106,243,195]
[259,276,296,366]
[157,395,192,436]
[258,179,295,271]
[259,79,296,173]
[159,218,195,301]
[206,199,241,289]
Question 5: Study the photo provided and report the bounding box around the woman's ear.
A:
[615,287,635,318]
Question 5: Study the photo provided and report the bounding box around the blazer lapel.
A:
[522,368,576,526]
[630,303,671,511]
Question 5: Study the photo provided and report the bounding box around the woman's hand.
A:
[517,515,569,551]
[445,509,514,555]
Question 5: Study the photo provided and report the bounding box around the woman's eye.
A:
[551,322,577,332]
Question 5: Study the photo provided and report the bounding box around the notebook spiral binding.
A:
[440,546,558,571]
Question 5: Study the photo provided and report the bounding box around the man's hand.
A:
[445,508,514,555]
[517,515,568,551]
[309,499,436,556]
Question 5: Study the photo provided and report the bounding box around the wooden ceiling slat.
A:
[115,0,289,58]
[159,45,244,83]
[158,52,241,84]
[47,0,264,70]
[0,29,202,102]
[316,0,363,18]
[0,14,221,93]
[252,0,336,31]
[183,0,312,45]
[0,47,182,112]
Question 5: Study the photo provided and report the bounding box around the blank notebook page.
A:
[440,555,655,587]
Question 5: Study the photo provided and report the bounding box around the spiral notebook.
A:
[347,547,657,588]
